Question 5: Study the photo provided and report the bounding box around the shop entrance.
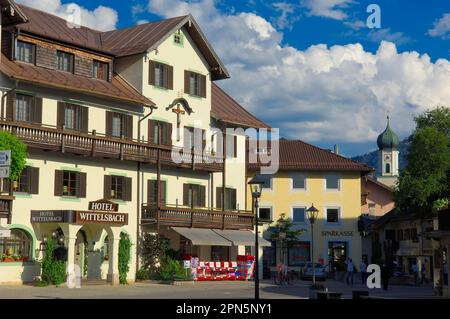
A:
[328,241,348,272]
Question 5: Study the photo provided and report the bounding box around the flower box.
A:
[2,257,15,262]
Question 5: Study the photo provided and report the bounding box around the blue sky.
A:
[17,0,450,157]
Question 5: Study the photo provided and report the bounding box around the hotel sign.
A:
[88,199,119,212]
[31,210,72,223]
[321,230,354,237]
[74,211,128,225]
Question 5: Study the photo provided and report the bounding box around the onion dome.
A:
[377,116,399,150]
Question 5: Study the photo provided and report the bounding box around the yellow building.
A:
[247,139,373,278]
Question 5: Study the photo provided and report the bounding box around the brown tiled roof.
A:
[14,5,229,80]
[248,139,374,172]
[0,53,154,106]
[16,5,107,55]
[211,83,271,129]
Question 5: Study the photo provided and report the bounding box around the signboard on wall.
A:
[31,210,72,223]
[321,230,354,237]
[74,211,128,225]
[88,199,119,212]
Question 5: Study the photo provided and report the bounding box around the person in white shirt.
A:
[345,258,354,285]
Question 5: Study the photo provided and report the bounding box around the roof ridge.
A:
[212,83,270,128]
[101,15,189,36]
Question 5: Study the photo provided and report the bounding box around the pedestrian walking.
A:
[345,258,354,285]
[381,262,390,291]
[360,260,368,285]
[412,262,419,286]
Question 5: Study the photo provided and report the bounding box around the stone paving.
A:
[0,279,441,299]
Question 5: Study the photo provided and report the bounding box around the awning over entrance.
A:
[171,227,232,246]
[0,225,11,238]
[213,229,272,247]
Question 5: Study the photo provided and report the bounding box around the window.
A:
[0,229,32,262]
[64,103,86,131]
[93,60,109,80]
[104,175,132,201]
[288,242,311,266]
[15,94,33,122]
[326,208,340,223]
[110,176,124,200]
[15,40,35,64]
[13,167,29,193]
[56,51,74,73]
[150,120,172,145]
[260,174,272,189]
[293,207,305,223]
[226,135,238,158]
[292,174,306,190]
[174,33,183,45]
[155,62,168,88]
[326,175,340,190]
[112,115,122,137]
[216,187,237,210]
[185,71,206,97]
[183,184,206,208]
[106,111,133,139]
[147,180,166,205]
[385,163,391,174]
[63,171,78,196]
[259,207,272,220]
[183,127,205,151]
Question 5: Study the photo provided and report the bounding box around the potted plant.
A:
[309,283,326,299]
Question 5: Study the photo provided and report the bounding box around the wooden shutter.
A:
[29,167,40,194]
[231,188,237,210]
[147,179,156,204]
[106,111,113,137]
[216,187,223,209]
[201,74,206,98]
[2,178,10,193]
[160,180,166,205]
[77,172,87,198]
[80,106,89,133]
[183,184,189,206]
[199,185,206,207]
[167,65,174,90]
[124,177,132,201]
[57,102,66,129]
[184,70,190,94]
[166,122,173,146]
[125,114,133,139]
[33,97,43,124]
[5,91,15,120]
[104,175,112,199]
[148,119,155,144]
[148,60,155,85]
[54,170,63,196]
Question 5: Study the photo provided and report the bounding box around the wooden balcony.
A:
[0,119,223,172]
[141,204,254,230]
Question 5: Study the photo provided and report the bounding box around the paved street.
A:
[0,279,439,299]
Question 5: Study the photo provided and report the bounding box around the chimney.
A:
[334,144,340,155]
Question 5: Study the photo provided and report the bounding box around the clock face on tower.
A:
[384,154,391,162]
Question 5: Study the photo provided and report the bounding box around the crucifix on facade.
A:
[172,104,185,142]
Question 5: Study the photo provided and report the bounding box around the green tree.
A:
[118,233,131,284]
[395,106,450,215]
[41,238,66,286]
[270,213,304,264]
[0,131,27,181]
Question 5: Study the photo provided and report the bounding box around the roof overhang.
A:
[0,0,28,26]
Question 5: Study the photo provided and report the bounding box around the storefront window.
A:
[288,241,310,266]
[211,246,229,261]
[328,241,347,272]
[0,229,32,262]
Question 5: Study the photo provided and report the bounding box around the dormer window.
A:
[174,33,183,45]
[15,40,35,64]
[57,51,74,73]
[93,60,109,80]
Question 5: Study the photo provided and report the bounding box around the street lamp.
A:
[306,204,319,285]
[248,173,265,300]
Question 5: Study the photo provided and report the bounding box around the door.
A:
[328,242,347,272]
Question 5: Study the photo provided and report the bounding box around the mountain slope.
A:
[352,139,409,171]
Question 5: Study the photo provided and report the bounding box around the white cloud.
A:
[428,13,450,39]
[145,0,450,146]
[300,0,355,20]
[16,0,118,31]
[367,28,411,46]
[272,2,299,30]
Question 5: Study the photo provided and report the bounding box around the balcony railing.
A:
[141,204,254,230]
[0,119,223,172]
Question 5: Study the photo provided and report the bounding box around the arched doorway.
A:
[75,230,88,278]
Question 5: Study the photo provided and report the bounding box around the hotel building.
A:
[0,2,269,284]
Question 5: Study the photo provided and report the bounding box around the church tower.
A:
[376,116,400,187]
